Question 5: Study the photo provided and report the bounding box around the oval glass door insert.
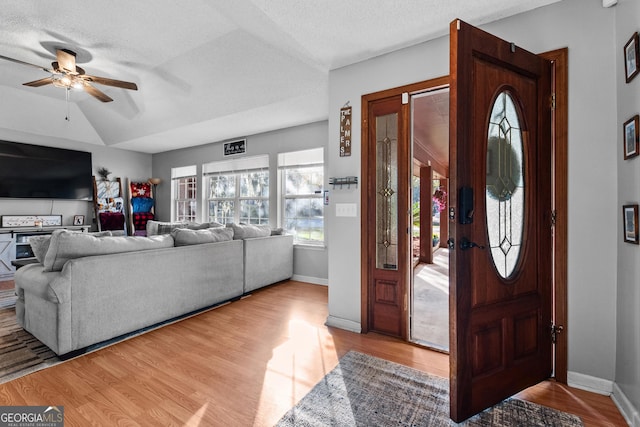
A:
[486,91,525,279]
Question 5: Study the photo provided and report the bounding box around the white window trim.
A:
[171,165,197,222]
[277,148,325,247]
[203,155,270,225]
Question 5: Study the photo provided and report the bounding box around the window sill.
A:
[293,243,327,251]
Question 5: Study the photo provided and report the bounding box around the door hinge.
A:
[551,323,564,344]
[551,209,557,228]
[550,93,556,110]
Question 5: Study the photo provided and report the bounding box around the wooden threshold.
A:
[0,280,625,426]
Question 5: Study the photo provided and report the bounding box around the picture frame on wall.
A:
[624,115,639,159]
[623,204,639,244]
[624,32,640,83]
[73,215,85,226]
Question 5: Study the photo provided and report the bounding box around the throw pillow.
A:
[157,223,186,235]
[227,223,272,240]
[131,197,155,213]
[270,227,284,235]
[171,227,234,246]
[130,182,151,197]
[29,235,51,263]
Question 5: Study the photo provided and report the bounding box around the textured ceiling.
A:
[0,0,561,153]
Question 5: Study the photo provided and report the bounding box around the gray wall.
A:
[152,121,329,283]
[327,0,620,390]
[0,129,152,228]
[616,0,640,424]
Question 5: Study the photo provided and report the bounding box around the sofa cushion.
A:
[228,223,272,240]
[29,231,113,263]
[43,230,174,272]
[171,227,234,246]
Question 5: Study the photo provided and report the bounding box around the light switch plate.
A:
[336,203,357,217]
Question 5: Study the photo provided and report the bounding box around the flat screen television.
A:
[0,140,93,200]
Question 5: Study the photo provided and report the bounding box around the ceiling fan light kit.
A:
[0,47,138,104]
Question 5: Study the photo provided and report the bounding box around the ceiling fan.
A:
[0,48,138,103]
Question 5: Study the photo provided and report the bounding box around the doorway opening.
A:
[410,87,450,351]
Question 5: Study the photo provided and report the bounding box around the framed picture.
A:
[624,115,639,159]
[623,204,639,244]
[624,32,640,83]
[73,215,85,226]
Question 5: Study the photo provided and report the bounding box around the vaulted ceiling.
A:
[0,0,560,153]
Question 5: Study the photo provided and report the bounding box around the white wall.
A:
[615,0,640,424]
[0,129,152,228]
[152,121,329,283]
[327,0,619,384]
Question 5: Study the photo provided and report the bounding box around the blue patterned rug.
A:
[276,351,583,426]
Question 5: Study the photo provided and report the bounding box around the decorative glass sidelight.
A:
[486,91,525,278]
[376,113,399,270]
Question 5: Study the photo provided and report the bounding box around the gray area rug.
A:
[0,289,60,384]
[277,351,583,426]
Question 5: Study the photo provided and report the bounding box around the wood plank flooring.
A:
[0,280,627,426]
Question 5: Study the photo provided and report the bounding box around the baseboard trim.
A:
[567,371,613,396]
[291,275,328,286]
[325,315,361,333]
[612,382,640,427]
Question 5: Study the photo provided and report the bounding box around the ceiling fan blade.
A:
[84,83,113,102]
[0,54,51,72]
[81,74,138,90]
[56,49,76,73]
[23,77,55,87]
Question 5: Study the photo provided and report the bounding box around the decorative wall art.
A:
[624,115,639,160]
[223,139,246,156]
[73,215,85,226]
[623,204,639,244]
[1,215,62,228]
[624,32,640,83]
[340,105,352,157]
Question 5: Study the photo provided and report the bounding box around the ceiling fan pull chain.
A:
[65,87,70,121]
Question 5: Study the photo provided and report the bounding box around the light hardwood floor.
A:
[0,280,627,426]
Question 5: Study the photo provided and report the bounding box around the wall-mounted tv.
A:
[0,140,93,200]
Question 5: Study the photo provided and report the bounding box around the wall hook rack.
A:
[329,176,358,189]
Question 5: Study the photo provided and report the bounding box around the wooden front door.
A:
[362,94,410,338]
[449,20,553,422]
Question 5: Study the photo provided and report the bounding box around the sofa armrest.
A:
[243,234,293,293]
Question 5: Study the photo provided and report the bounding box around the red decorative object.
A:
[130,182,151,197]
[99,212,126,231]
[133,212,154,236]
[433,186,447,212]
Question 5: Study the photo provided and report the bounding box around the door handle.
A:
[459,237,485,251]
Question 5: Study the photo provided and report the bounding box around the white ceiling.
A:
[0,0,561,154]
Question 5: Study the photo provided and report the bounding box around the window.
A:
[204,155,269,225]
[278,148,324,245]
[172,165,197,222]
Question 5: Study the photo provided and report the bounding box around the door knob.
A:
[459,237,485,251]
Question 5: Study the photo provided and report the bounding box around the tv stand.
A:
[0,226,89,280]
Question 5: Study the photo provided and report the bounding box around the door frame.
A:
[360,48,568,382]
[360,77,449,338]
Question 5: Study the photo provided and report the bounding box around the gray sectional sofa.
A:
[14,223,293,357]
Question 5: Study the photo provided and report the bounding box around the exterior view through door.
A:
[411,88,450,351]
